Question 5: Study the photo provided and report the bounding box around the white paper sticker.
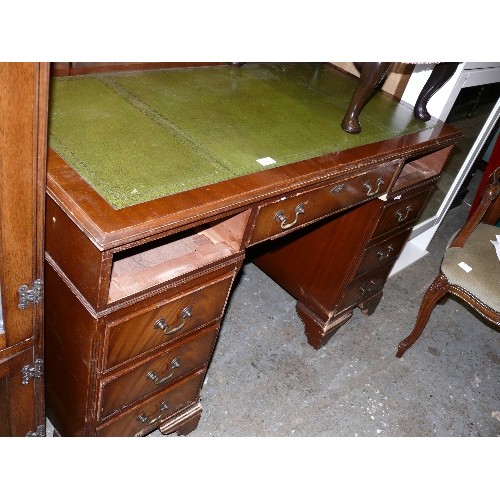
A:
[256,157,276,166]
[458,262,472,273]
[490,235,500,261]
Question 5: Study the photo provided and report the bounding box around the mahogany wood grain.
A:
[0,63,49,436]
[252,199,381,320]
[354,230,411,278]
[248,160,400,245]
[52,62,226,77]
[96,370,205,437]
[253,164,440,349]
[0,349,37,436]
[99,324,219,419]
[371,187,433,239]
[45,250,243,436]
[104,274,235,370]
[44,263,98,437]
[396,273,450,357]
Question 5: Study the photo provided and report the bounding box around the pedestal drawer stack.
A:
[44,203,249,436]
[338,178,437,315]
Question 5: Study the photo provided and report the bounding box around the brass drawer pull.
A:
[146,358,181,385]
[359,280,376,295]
[376,244,394,261]
[395,205,413,222]
[363,178,384,196]
[274,203,305,230]
[154,306,192,336]
[136,400,169,425]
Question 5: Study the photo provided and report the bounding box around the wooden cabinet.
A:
[253,146,456,349]
[42,63,462,436]
[0,63,49,436]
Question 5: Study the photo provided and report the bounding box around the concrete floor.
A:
[44,168,499,439]
[144,172,500,438]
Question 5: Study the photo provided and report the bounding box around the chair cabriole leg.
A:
[396,273,450,357]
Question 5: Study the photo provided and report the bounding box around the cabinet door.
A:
[0,349,39,436]
[0,63,49,436]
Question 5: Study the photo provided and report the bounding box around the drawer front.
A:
[249,161,400,245]
[338,262,394,312]
[100,325,218,419]
[354,230,411,278]
[372,188,432,238]
[97,370,204,437]
[104,274,234,370]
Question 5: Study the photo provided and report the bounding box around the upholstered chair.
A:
[396,166,500,357]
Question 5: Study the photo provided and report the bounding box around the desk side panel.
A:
[44,263,98,436]
[46,195,110,309]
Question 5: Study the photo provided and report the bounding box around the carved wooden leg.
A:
[341,62,392,134]
[396,273,449,358]
[296,302,352,350]
[175,411,202,436]
[414,62,460,121]
[159,402,203,436]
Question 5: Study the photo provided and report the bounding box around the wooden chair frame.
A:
[396,166,500,358]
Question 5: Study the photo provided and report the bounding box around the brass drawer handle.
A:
[395,205,413,223]
[136,400,169,425]
[154,306,192,336]
[363,178,384,196]
[146,358,181,386]
[274,203,305,230]
[359,280,376,295]
[376,244,394,261]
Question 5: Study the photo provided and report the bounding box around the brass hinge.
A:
[18,279,43,309]
[21,358,43,385]
[26,424,45,437]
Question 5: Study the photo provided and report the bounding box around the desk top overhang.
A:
[46,63,462,249]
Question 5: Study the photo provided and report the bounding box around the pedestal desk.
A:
[44,63,461,436]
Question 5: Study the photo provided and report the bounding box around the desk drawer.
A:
[249,161,399,245]
[97,369,205,437]
[338,262,393,312]
[372,188,432,239]
[99,325,218,419]
[354,230,411,278]
[103,274,234,370]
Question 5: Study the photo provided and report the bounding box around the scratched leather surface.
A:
[49,63,433,209]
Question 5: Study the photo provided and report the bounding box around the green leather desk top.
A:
[49,63,434,210]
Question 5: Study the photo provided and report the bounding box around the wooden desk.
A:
[44,63,461,436]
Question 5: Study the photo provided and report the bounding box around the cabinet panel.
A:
[99,325,218,419]
[354,230,411,278]
[104,274,234,370]
[372,188,432,238]
[0,349,38,436]
[249,161,399,245]
[0,63,49,436]
[97,369,205,437]
[337,262,394,313]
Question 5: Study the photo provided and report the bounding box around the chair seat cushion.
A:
[442,223,500,311]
